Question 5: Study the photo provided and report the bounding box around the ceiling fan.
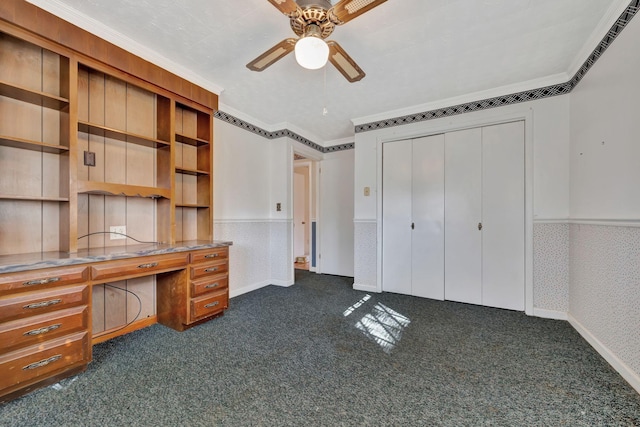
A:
[247,0,388,82]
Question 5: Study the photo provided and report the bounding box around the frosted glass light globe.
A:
[295,36,329,70]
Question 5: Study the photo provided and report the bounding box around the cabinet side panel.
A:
[126,276,155,322]
[103,280,127,330]
[103,195,125,247]
[0,200,42,255]
[92,284,105,334]
[126,197,155,243]
[77,193,89,250]
[0,33,42,91]
[126,85,154,138]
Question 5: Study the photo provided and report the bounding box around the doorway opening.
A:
[293,153,316,272]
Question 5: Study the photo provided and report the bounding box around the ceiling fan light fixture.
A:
[295,35,329,70]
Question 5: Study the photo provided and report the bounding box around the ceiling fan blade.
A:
[247,38,297,72]
[329,0,388,24]
[327,41,365,83]
[267,0,300,16]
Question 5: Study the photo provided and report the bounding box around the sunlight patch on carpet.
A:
[355,303,410,353]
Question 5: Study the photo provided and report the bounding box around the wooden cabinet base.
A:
[0,363,87,404]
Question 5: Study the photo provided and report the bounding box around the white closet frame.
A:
[374,108,535,315]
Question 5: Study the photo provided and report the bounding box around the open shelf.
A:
[176,203,210,209]
[0,135,69,154]
[175,132,209,147]
[0,194,69,202]
[78,121,170,148]
[0,80,69,110]
[77,181,171,199]
[176,167,209,177]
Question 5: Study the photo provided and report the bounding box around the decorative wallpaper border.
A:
[213,111,353,153]
[355,1,639,134]
[215,1,639,151]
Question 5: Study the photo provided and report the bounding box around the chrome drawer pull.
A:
[23,354,62,370]
[204,267,219,273]
[137,262,158,269]
[205,283,219,289]
[204,253,219,258]
[23,277,60,286]
[23,299,62,309]
[24,323,62,336]
[204,301,220,309]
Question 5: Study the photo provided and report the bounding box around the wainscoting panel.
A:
[214,221,271,297]
[569,223,640,390]
[270,220,293,286]
[354,220,378,292]
[533,222,569,316]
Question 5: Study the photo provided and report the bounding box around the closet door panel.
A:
[444,128,482,305]
[482,121,525,310]
[382,140,412,295]
[412,135,445,300]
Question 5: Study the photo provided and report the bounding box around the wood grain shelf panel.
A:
[175,132,209,147]
[0,135,69,154]
[175,167,209,177]
[175,203,210,209]
[0,194,69,202]
[77,181,171,199]
[0,81,69,110]
[78,121,170,148]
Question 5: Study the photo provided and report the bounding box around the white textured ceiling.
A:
[27,0,630,145]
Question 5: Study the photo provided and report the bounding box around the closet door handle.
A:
[478,222,483,231]
[411,223,415,230]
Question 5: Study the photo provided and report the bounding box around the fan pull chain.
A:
[322,65,328,116]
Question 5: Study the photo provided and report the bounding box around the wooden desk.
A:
[0,241,231,402]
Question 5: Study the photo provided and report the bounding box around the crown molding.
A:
[568,0,633,77]
[25,0,224,95]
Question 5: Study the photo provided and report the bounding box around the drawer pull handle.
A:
[137,262,159,269]
[23,299,62,309]
[23,277,60,286]
[205,283,220,289]
[23,354,62,370]
[24,323,62,336]
[204,267,219,273]
[204,301,220,309]
[204,253,219,258]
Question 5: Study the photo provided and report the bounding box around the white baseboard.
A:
[353,283,379,293]
[568,314,640,395]
[229,280,272,298]
[271,279,295,287]
[533,308,568,320]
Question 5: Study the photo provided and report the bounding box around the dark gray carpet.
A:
[2,270,639,426]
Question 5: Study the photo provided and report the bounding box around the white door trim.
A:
[376,107,535,315]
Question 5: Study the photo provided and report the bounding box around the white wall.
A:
[319,149,355,277]
[213,120,294,296]
[568,14,640,393]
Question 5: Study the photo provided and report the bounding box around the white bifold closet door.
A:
[382,134,445,299]
[382,121,524,311]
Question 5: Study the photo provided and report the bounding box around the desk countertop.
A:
[0,240,233,274]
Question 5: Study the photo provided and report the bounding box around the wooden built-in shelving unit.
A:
[0,26,216,257]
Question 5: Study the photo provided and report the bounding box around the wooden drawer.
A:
[0,266,89,296]
[190,290,228,322]
[90,253,189,282]
[191,274,228,298]
[190,259,228,280]
[0,306,89,352]
[0,331,89,392]
[190,247,228,264]
[0,285,89,323]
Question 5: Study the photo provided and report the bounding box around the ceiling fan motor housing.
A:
[291,0,336,39]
